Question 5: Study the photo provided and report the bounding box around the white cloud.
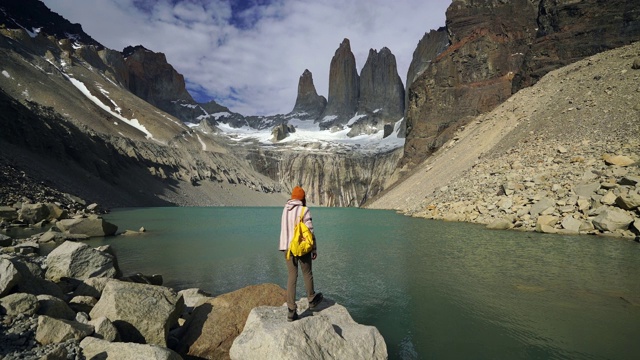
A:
[41,0,451,116]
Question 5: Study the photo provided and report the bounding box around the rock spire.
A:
[291,69,327,118]
[358,47,405,120]
[321,38,359,126]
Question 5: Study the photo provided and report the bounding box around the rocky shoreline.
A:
[415,138,640,240]
[0,198,387,359]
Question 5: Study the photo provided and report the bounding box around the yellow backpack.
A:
[287,206,314,259]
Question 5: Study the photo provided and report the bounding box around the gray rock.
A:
[13,241,39,255]
[619,175,640,186]
[80,337,182,360]
[0,233,12,247]
[45,241,117,282]
[591,206,634,231]
[0,257,21,297]
[536,215,559,233]
[561,216,583,234]
[486,218,514,230]
[230,299,387,360]
[0,206,18,221]
[55,216,117,237]
[35,315,94,345]
[36,294,76,320]
[573,182,601,198]
[0,292,39,316]
[89,316,120,342]
[69,295,98,314]
[73,277,113,298]
[603,154,635,167]
[615,193,640,210]
[38,229,89,243]
[89,280,183,346]
[18,203,50,225]
[178,288,213,314]
[601,191,617,205]
[530,197,555,216]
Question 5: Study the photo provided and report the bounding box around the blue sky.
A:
[41,0,451,116]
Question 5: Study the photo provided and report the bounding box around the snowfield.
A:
[215,115,404,154]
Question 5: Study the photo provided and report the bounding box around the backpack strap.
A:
[298,206,306,223]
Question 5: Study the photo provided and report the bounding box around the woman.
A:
[279,186,323,321]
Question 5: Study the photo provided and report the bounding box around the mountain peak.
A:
[291,69,326,117]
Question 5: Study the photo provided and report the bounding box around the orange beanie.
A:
[291,186,305,200]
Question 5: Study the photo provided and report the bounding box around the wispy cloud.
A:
[42,0,451,116]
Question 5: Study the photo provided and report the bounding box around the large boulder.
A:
[0,206,17,221]
[80,337,183,360]
[36,294,76,320]
[0,292,39,316]
[591,206,635,232]
[18,203,50,224]
[56,216,117,237]
[230,298,387,360]
[45,241,118,282]
[35,315,94,345]
[0,257,21,297]
[73,277,113,298]
[89,280,183,347]
[178,283,286,359]
[615,193,640,210]
[0,233,14,247]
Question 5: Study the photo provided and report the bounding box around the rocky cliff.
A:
[290,69,327,118]
[320,38,360,127]
[368,41,640,239]
[403,0,640,166]
[246,148,402,207]
[358,47,405,121]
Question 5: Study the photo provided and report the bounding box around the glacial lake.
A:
[89,207,640,360]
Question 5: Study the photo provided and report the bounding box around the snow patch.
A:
[66,75,154,140]
[347,113,367,126]
[196,134,207,151]
[2,70,10,78]
[321,115,337,123]
[212,112,231,120]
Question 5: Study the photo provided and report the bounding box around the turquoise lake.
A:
[90,207,640,360]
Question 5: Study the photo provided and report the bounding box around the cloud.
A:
[42,0,451,116]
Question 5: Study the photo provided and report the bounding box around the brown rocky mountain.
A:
[290,69,327,118]
[403,0,640,167]
[368,41,640,238]
[358,47,405,121]
[320,38,360,127]
[405,27,448,112]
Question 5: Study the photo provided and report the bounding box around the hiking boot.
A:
[309,292,323,310]
[287,308,298,322]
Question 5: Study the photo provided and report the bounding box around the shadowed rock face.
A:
[291,69,327,118]
[514,0,640,90]
[358,47,405,121]
[321,38,359,126]
[403,0,640,167]
[123,45,193,109]
[405,28,449,110]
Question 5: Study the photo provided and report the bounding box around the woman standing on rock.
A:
[279,186,323,321]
